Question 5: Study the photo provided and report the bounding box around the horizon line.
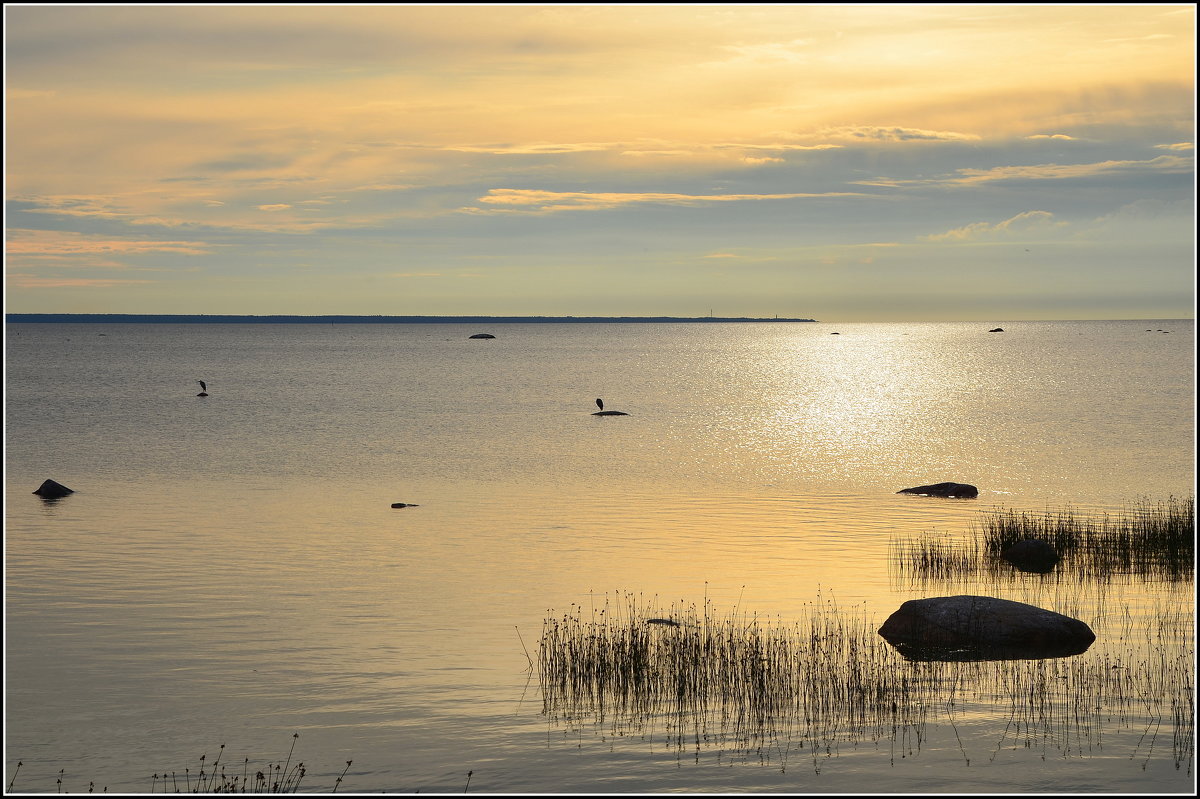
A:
[6,313,822,324]
[6,313,1195,324]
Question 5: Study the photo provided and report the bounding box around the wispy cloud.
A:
[6,228,213,256]
[922,211,1067,242]
[445,139,844,158]
[7,274,158,288]
[860,155,1192,188]
[823,126,980,143]
[467,188,873,214]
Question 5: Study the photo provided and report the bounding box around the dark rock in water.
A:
[592,410,630,416]
[391,502,419,508]
[878,595,1095,661]
[647,618,681,627]
[1001,539,1060,573]
[34,479,74,499]
[830,332,840,335]
[468,333,495,339]
[988,327,1004,332]
[896,482,978,498]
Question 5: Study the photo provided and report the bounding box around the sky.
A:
[4,3,1196,321]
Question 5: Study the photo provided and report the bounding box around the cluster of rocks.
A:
[887,479,1086,659]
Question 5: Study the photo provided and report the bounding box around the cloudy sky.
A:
[5,4,1195,320]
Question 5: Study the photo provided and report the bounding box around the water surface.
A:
[5,320,1194,793]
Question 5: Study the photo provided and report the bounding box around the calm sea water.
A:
[4,320,1195,794]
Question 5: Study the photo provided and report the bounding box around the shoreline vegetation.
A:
[892,497,1195,582]
[538,589,1194,774]
[6,735,355,795]
[6,313,818,324]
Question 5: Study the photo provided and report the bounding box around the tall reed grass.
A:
[538,591,1194,773]
[893,497,1194,581]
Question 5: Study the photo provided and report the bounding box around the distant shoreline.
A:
[6,313,819,324]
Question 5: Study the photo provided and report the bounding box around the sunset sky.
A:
[4,4,1196,320]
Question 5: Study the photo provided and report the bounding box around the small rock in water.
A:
[34,479,74,499]
[468,333,495,339]
[391,502,419,508]
[1000,539,1060,573]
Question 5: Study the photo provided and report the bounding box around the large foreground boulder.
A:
[878,595,1095,661]
[33,479,74,499]
[896,482,978,498]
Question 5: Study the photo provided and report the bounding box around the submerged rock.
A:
[1000,539,1060,573]
[897,482,978,498]
[33,479,74,499]
[878,595,1095,661]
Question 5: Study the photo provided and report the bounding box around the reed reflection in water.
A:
[538,589,1194,775]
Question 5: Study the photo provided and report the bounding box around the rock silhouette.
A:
[897,482,978,498]
[1000,539,1060,573]
[592,398,629,416]
[34,479,74,499]
[878,595,1095,661]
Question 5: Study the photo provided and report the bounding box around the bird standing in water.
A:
[596,398,604,411]
[197,380,208,397]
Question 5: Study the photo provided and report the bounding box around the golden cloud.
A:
[471,188,872,213]
[6,228,213,256]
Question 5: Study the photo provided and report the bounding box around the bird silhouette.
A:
[596,398,604,411]
[197,380,208,397]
